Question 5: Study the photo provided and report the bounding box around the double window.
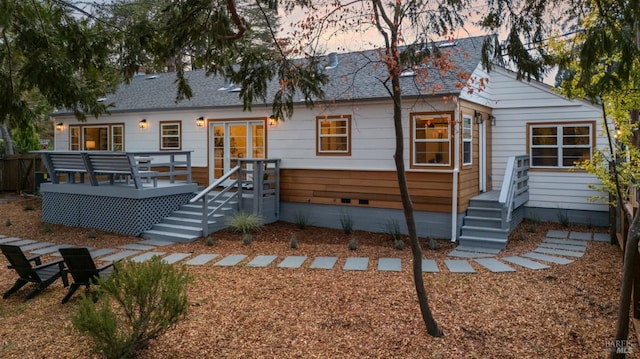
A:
[160,121,182,150]
[69,124,124,151]
[411,112,452,168]
[316,115,351,156]
[528,122,594,168]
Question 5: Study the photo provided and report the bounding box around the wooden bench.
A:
[41,152,87,184]
[85,153,159,189]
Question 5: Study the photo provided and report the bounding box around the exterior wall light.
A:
[56,122,64,131]
[489,115,496,126]
[268,116,279,127]
[474,110,484,124]
[196,117,205,127]
[139,119,148,129]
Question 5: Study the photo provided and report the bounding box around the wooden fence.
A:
[0,154,44,194]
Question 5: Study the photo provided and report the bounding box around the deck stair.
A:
[457,155,530,252]
[141,192,237,243]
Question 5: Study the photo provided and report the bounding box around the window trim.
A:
[159,121,182,150]
[69,123,125,151]
[462,114,473,166]
[316,115,352,156]
[526,121,595,169]
[410,111,454,169]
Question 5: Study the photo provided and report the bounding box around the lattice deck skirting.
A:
[42,191,194,236]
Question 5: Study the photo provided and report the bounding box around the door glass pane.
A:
[252,123,265,158]
[83,127,108,150]
[213,125,224,178]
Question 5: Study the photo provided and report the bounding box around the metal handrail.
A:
[190,166,241,236]
[499,155,530,229]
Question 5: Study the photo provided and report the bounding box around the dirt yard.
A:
[0,194,636,358]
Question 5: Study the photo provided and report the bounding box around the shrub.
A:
[428,238,438,250]
[348,236,358,250]
[87,229,97,239]
[340,210,354,235]
[294,212,311,229]
[204,236,214,246]
[384,219,402,241]
[42,223,53,233]
[72,256,191,359]
[23,204,34,211]
[5,218,11,227]
[226,212,264,244]
[528,214,540,233]
[558,209,570,227]
[289,233,298,249]
[393,238,405,250]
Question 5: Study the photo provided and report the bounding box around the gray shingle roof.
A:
[56,35,486,115]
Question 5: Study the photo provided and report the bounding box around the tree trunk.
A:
[391,76,442,337]
[612,213,640,359]
[0,123,14,156]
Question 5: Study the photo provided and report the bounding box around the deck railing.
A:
[499,155,530,229]
[190,166,241,237]
[39,151,192,189]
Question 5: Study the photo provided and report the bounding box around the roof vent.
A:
[325,52,339,69]
[218,78,236,91]
[437,40,457,48]
[97,97,107,102]
[228,86,242,93]
[400,69,416,77]
[145,75,159,80]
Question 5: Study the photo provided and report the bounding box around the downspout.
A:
[451,98,460,242]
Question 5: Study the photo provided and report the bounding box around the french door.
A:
[209,120,265,183]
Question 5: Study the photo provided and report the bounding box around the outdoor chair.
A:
[58,247,115,304]
[0,244,68,301]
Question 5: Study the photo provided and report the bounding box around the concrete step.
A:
[162,216,216,227]
[458,235,508,250]
[460,225,508,240]
[172,210,226,220]
[466,206,502,219]
[463,216,502,229]
[141,230,200,243]
[151,223,203,237]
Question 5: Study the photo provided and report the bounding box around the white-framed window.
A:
[528,122,594,168]
[112,125,124,151]
[411,112,452,168]
[316,115,351,156]
[463,114,472,165]
[160,121,181,150]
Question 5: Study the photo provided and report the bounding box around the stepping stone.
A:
[185,254,219,266]
[343,257,369,271]
[539,242,586,251]
[246,255,278,267]
[138,239,174,247]
[422,259,439,273]
[214,254,247,267]
[278,256,307,269]
[569,232,592,241]
[31,244,74,255]
[100,250,141,262]
[502,256,550,270]
[119,243,157,251]
[444,259,475,273]
[534,247,584,258]
[51,247,94,257]
[131,252,165,263]
[378,258,401,272]
[522,252,574,265]
[448,250,495,258]
[0,235,5,238]
[90,248,117,258]
[6,239,36,247]
[592,233,610,242]
[20,242,54,251]
[474,258,515,272]
[0,237,22,244]
[546,230,569,238]
[543,238,588,247]
[162,253,191,264]
[309,256,338,270]
[455,246,501,254]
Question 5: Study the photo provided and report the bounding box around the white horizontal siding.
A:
[487,67,607,213]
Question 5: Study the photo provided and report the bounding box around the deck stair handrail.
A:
[498,155,530,229]
[190,166,241,237]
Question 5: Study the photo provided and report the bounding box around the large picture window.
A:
[528,122,594,168]
[69,124,124,151]
[160,121,182,150]
[316,115,351,156]
[411,112,452,167]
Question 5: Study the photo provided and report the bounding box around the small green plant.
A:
[5,218,11,227]
[289,233,298,249]
[42,223,53,233]
[23,204,34,211]
[384,219,402,241]
[294,212,311,229]
[519,231,527,241]
[428,237,438,250]
[339,210,354,235]
[393,238,405,250]
[348,236,358,250]
[558,209,570,227]
[204,236,214,246]
[87,229,97,239]
[226,212,264,244]
[72,256,191,359]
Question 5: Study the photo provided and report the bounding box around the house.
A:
[49,35,608,247]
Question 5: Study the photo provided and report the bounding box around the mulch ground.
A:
[0,193,637,358]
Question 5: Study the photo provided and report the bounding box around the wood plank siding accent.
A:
[279,169,454,213]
